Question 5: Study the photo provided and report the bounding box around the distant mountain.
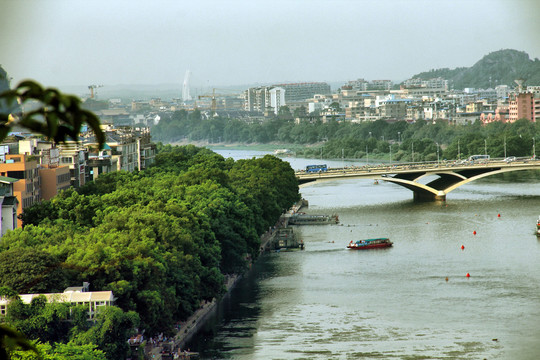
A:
[409,49,540,89]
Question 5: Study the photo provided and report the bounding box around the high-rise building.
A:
[271,82,331,103]
[508,92,540,123]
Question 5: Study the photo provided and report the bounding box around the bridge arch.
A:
[386,166,534,200]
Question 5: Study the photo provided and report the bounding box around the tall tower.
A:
[182,70,192,102]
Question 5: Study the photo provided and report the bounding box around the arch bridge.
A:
[296,159,540,201]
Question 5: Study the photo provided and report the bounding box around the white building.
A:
[268,87,286,115]
[0,284,115,320]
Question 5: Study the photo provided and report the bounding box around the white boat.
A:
[273,149,293,155]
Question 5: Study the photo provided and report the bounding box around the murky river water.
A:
[189,150,540,359]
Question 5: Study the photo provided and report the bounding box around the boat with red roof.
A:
[347,238,392,250]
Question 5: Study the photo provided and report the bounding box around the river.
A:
[188,149,540,359]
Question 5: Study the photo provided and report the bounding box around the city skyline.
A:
[1,0,540,90]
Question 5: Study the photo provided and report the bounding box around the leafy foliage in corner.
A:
[0,324,39,360]
[0,80,105,148]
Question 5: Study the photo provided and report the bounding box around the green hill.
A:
[409,49,540,89]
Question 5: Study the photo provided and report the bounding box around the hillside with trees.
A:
[410,49,540,89]
[0,145,300,360]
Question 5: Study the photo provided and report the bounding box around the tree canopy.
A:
[0,145,300,359]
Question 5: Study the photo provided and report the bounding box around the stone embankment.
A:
[144,199,308,359]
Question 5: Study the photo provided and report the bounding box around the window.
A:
[7,171,24,179]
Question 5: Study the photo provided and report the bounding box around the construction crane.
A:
[88,84,103,99]
[198,88,218,114]
[198,88,243,115]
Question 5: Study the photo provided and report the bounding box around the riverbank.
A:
[145,275,242,359]
[144,199,308,359]
[171,139,311,153]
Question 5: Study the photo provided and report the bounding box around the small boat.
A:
[347,238,392,250]
[537,216,540,236]
[273,149,294,156]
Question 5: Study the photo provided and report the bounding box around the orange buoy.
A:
[466,273,470,278]
[473,231,477,235]
[497,213,501,217]
[461,245,465,250]
[445,277,449,282]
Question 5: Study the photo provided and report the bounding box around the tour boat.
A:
[347,238,392,250]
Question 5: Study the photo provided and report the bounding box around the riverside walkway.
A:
[143,200,307,359]
[296,157,540,201]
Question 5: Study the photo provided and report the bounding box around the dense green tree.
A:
[70,307,139,360]
[0,248,69,294]
[5,296,71,345]
[277,106,293,120]
[10,342,107,360]
[4,144,300,357]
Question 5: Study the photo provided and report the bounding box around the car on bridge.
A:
[504,156,516,163]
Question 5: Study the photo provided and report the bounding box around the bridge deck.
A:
[296,159,540,201]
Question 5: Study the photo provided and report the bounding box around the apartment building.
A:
[268,87,286,115]
[244,87,268,113]
[508,92,540,122]
[344,78,369,91]
[0,176,18,236]
[86,144,118,182]
[39,148,71,201]
[101,130,139,173]
[371,80,393,91]
[406,104,425,121]
[272,82,331,103]
[379,99,411,119]
[55,142,88,188]
[0,153,40,227]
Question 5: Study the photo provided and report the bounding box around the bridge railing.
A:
[295,156,540,176]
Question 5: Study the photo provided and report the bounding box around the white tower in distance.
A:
[182,70,192,102]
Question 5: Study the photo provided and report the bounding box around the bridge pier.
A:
[413,190,446,202]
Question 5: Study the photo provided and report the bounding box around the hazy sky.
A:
[1,0,540,90]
